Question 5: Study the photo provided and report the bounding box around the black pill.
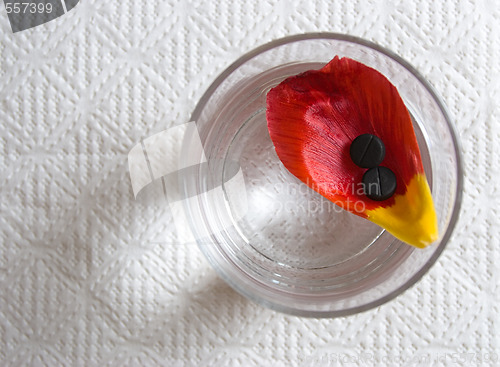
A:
[350,134,386,168]
[362,166,397,201]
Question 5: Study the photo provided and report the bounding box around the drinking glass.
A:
[180,33,463,317]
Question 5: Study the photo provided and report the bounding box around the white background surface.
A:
[1,1,499,366]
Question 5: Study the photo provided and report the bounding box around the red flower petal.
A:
[266,56,424,214]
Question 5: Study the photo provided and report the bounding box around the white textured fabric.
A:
[1,1,499,366]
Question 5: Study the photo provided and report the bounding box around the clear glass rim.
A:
[189,32,464,317]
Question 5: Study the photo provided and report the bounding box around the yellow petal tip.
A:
[366,174,438,248]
